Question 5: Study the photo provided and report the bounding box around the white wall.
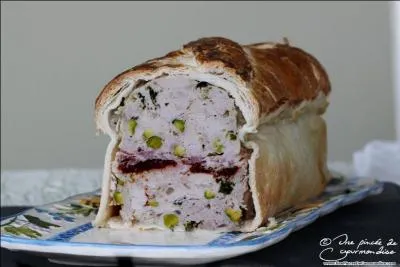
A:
[1,1,395,170]
[391,1,400,139]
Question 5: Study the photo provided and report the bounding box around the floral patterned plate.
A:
[1,177,383,266]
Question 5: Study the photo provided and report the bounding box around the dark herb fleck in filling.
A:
[120,97,126,107]
[196,81,210,89]
[147,86,159,107]
[184,221,202,232]
[173,197,186,206]
[138,92,146,109]
[219,180,234,195]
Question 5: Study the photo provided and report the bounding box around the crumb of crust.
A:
[267,217,277,228]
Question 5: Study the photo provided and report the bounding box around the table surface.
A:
[1,182,400,267]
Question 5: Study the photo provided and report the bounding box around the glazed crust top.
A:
[95,37,330,125]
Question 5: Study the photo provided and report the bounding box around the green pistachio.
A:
[128,119,137,135]
[142,129,154,140]
[225,208,242,223]
[226,131,237,141]
[163,213,179,230]
[204,190,216,200]
[173,145,186,157]
[148,200,159,207]
[223,110,230,117]
[212,138,224,155]
[113,192,123,205]
[116,178,125,186]
[146,136,163,149]
[172,119,185,133]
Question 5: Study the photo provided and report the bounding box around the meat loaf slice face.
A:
[108,76,253,231]
[116,77,241,163]
[94,37,331,232]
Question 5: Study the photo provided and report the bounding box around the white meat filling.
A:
[118,76,240,161]
[109,76,252,231]
[117,163,249,231]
